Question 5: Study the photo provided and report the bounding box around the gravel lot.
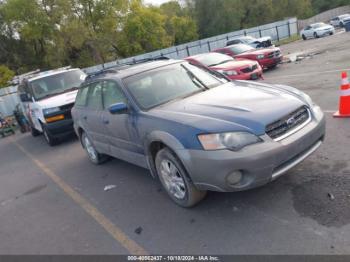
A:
[0,31,350,255]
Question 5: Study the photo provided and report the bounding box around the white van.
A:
[17,67,86,146]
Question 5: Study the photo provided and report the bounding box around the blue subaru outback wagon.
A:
[72,58,325,207]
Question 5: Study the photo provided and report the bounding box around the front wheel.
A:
[314,32,319,38]
[43,126,58,146]
[302,34,307,40]
[155,148,207,207]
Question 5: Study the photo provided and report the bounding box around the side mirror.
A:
[108,102,128,114]
[19,93,31,102]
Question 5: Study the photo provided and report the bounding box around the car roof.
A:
[85,59,183,82]
[28,68,82,82]
[339,14,350,18]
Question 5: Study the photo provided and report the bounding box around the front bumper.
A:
[176,107,325,192]
[229,68,263,80]
[318,29,334,36]
[259,56,282,68]
[44,119,75,138]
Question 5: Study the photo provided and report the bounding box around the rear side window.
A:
[75,86,89,107]
[102,81,126,109]
[86,82,103,110]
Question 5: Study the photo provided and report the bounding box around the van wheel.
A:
[302,34,306,40]
[81,132,108,165]
[155,148,207,207]
[43,126,58,146]
[30,126,41,137]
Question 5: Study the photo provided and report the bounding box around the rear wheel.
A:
[81,132,108,165]
[155,148,207,207]
[302,34,307,40]
[314,32,319,38]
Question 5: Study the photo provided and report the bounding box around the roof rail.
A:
[85,56,171,81]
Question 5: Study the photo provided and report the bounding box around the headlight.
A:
[256,54,265,59]
[43,107,60,115]
[218,70,238,76]
[198,132,263,151]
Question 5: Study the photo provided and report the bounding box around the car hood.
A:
[210,59,257,70]
[149,81,305,135]
[36,90,78,109]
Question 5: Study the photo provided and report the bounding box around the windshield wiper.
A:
[181,64,209,90]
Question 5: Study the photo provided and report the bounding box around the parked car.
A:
[330,14,350,27]
[17,67,86,145]
[72,58,325,207]
[300,22,335,40]
[214,44,282,69]
[226,36,273,48]
[185,53,262,80]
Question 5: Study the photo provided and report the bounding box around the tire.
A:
[155,148,207,207]
[330,31,334,35]
[43,126,58,146]
[314,32,319,38]
[340,22,344,28]
[302,34,307,40]
[30,125,41,137]
[81,132,108,165]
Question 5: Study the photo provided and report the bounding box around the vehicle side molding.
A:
[108,103,128,114]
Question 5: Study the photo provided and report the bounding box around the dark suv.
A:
[72,58,325,207]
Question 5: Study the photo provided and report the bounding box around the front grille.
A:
[240,64,258,73]
[267,50,281,58]
[266,106,310,140]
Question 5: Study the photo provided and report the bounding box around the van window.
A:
[102,81,126,109]
[75,87,89,107]
[86,82,103,110]
[29,69,86,100]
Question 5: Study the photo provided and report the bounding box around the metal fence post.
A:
[186,46,190,56]
[207,41,211,51]
[244,30,247,36]
[276,26,280,41]
[259,29,262,37]
[287,21,291,37]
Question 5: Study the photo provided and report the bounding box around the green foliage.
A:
[0,0,349,73]
[0,65,15,88]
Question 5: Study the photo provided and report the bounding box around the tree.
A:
[0,65,14,88]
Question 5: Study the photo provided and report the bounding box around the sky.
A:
[144,0,171,6]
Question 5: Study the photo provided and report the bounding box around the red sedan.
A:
[213,44,282,69]
[185,53,263,80]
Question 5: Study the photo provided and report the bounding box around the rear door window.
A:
[86,82,103,110]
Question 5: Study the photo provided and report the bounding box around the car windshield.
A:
[228,44,255,54]
[195,53,234,67]
[124,62,225,110]
[30,70,86,100]
[312,23,327,28]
